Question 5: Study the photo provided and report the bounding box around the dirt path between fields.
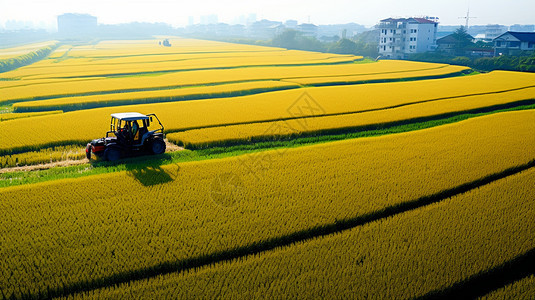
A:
[0,140,184,174]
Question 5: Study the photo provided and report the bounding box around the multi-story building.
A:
[57,13,97,39]
[378,17,438,59]
[494,31,535,56]
[297,23,318,37]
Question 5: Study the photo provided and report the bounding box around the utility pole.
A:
[459,7,477,30]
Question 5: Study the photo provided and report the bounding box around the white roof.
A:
[111,112,148,121]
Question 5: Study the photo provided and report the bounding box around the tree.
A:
[451,26,474,55]
[272,30,299,49]
[271,29,325,52]
[328,38,358,55]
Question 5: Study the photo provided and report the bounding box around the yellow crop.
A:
[12,80,300,112]
[284,64,468,85]
[167,86,535,148]
[67,38,286,57]
[1,71,533,154]
[0,145,84,168]
[1,47,359,80]
[0,111,62,122]
[0,77,105,90]
[1,110,534,298]
[47,45,73,59]
[73,166,535,299]
[0,41,57,60]
[0,60,453,103]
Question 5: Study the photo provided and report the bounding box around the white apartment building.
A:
[378,17,438,59]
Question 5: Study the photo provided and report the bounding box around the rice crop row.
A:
[1,49,359,80]
[67,38,286,57]
[284,64,468,86]
[0,60,452,103]
[0,145,85,169]
[0,41,58,60]
[12,80,300,112]
[1,71,532,155]
[0,110,62,122]
[167,87,535,148]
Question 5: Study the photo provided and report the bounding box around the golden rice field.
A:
[66,166,535,300]
[1,70,534,154]
[0,110,62,122]
[1,110,534,299]
[0,61,464,104]
[0,38,533,299]
[0,41,58,59]
[167,86,535,148]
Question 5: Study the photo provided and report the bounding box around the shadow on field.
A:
[107,154,180,186]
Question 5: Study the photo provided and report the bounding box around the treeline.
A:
[0,43,59,73]
[409,52,535,73]
[271,29,379,58]
[210,29,380,59]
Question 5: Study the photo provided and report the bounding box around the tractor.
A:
[86,112,166,161]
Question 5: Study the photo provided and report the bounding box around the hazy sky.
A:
[1,0,534,28]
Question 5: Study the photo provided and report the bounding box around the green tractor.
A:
[86,112,166,161]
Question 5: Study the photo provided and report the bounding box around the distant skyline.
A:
[1,0,534,30]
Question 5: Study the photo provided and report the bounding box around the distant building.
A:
[248,19,283,39]
[509,24,535,32]
[228,24,246,36]
[437,32,493,57]
[493,31,535,56]
[297,23,318,37]
[378,17,438,59]
[473,33,486,42]
[317,23,367,41]
[200,15,218,25]
[436,33,473,55]
[485,24,507,42]
[285,20,298,29]
[57,13,97,39]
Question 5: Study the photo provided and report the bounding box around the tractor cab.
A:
[86,112,166,161]
[110,113,151,146]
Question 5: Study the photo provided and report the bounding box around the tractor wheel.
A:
[85,144,92,160]
[104,147,122,161]
[150,139,166,155]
